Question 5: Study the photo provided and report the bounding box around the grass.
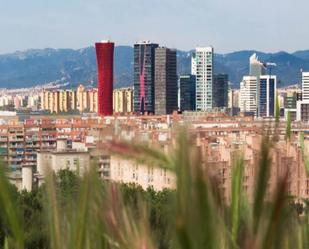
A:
[0,131,308,249]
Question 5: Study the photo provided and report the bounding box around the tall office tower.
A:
[239,76,258,115]
[191,52,197,75]
[154,47,178,115]
[297,72,309,121]
[195,47,214,111]
[259,75,277,117]
[133,41,159,114]
[302,72,309,100]
[250,53,266,115]
[179,75,196,111]
[213,74,228,108]
[95,40,114,116]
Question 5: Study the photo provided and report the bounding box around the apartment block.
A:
[113,87,133,114]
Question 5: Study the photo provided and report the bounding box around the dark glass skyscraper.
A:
[259,75,276,117]
[154,47,178,115]
[133,41,159,114]
[213,74,228,108]
[95,41,114,116]
[179,75,196,111]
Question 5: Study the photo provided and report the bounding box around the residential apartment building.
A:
[41,86,97,114]
[113,87,133,114]
[195,47,214,111]
[240,76,258,115]
[297,72,309,121]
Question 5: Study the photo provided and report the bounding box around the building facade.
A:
[154,47,178,115]
[213,74,228,108]
[297,72,309,121]
[259,75,276,117]
[113,87,133,114]
[95,41,114,116]
[133,41,159,114]
[191,52,197,75]
[249,53,266,116]
[240,76,258,115]
[41,87,96,114]
[195,47,214,111]
[180,75,196,111]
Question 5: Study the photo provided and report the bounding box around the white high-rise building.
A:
[195,46,213,111]
[297,72,309,121]
[302,72,309,100]
[249,53,266,116]
[240,76,258,115]
[191,52,197,75]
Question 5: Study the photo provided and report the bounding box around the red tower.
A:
[95,41,114,116]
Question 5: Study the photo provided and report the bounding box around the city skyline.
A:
[1,0,309,54]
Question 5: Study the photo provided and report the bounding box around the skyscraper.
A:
[213,74,228,108]
[133,41,159,114]
[95,40,114,116]
[179,75,196,111]
[259,75,276,117]
[249,53,266,116]
[154,47,178,115]
[296,72,309,121]
[191,52,197,75]
[302,72,309,101]
[195,47,213,111]
[240,76,258,115]
[249,53,266,78]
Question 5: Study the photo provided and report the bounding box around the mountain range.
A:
[0,46,309,89]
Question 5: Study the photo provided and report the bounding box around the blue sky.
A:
[1,0,308,54]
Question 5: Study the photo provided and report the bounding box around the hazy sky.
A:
[1,0,308,54]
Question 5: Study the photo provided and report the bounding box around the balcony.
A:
[9,157,23,162]
[9,144,24,148]
[26,143,40,148]
[8,138,24,142]
[23,162,36,166]
[41,137,56,141]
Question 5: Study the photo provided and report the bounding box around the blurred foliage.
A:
[0,131,308,248]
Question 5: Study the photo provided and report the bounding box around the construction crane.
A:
[265,62,277,78]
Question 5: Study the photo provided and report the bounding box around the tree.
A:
[275,94,280,123]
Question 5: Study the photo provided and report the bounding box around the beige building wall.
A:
[59,91,68,112]
[108,155,175,191]
[88,90,98,113]
[77,84,85,112]
[113,88,133,114]
[67,90,76,110]
[37,151,90,176]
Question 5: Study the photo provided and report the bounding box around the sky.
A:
[1,0,308,54]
